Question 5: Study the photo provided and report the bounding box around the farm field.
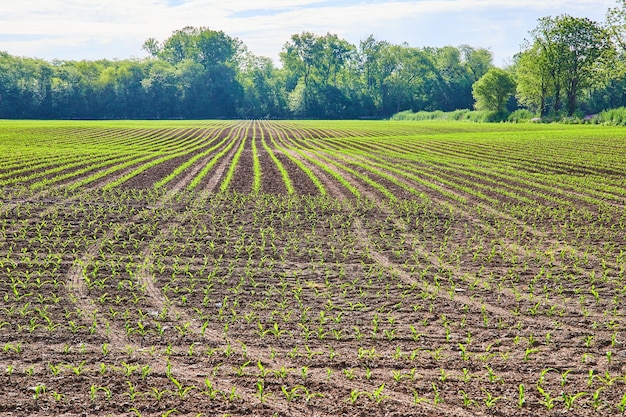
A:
[0,119,625,416]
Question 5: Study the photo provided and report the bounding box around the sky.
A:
[0,0,616,66]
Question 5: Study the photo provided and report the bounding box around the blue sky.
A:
[0,0,615,66]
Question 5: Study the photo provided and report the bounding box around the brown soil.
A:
[0,121,624,417]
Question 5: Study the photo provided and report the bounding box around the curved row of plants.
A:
[0,120,625,416]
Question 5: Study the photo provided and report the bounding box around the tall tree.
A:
[514,42,553,115]
[424,46,476,111]
[380,45,435,114]
[143,26,243,117]
[280,32,355,118]
[237,52,287,118]
[358,35,392,115]
[472,68,515,112]
[556,16,611,115]
[518,15,611,116]
[460,45,493,83]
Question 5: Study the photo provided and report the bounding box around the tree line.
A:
[1,1,626,120]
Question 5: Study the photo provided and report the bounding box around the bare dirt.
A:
[0,121,624,417]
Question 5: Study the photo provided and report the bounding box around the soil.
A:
[0,120,624,416]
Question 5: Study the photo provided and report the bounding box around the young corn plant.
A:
[536,384,559,410]
[562,391,587,410]
[459,390,476,408]
[200,378,221,400]
[431,383,443,405]
[482,388,503,408]
[168,374,196,399]
[371,384,389,405]
[255,379,272,404]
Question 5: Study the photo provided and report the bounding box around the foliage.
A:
[392,109,506,122]
[472,68,515,112]
[515,14,612,116]
[594,106,626,125]
[2,4,626,120]
[506,109,537,122]
[0,29,494,119]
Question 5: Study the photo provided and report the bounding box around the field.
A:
[0,119,625,417]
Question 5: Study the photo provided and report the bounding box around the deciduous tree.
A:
[472,68,515,112]
[517,15,612,116]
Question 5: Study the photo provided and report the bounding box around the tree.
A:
[460,45,493,83]
[358,35,392,115]
[381,45,435,114]
[514,42,552,115]
[237,52,287,118]
[142,27,243,118]
[280,32,356,117]
[556,16,611,115]
[144,26,240,67]
[423,46,477,111]
[141,60,181,118]
[3,22,621,120]
[517,15,612,116]
[472,68,515,112]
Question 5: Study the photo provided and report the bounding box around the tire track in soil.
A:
[133,125,458,417]
[130,127,321,417]
[301,147,591,337]
[67,238,127,347]
[65,129,234,350]
[2,161,171,347]
[325,150,612,327]
[63,123,473,416]
[353,218,581,335]
[277,143,475,417]
[131,131,238,330]
[126,134,244,343]
[394,152,622,272]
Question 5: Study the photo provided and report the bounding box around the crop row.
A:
[0,120,624,416]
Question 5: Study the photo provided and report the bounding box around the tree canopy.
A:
[0,28,493,119]
[514,14,613,116]
[472,68,515,112]
[1,3,626,120]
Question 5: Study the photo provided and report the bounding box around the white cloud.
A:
[0,0,615,63]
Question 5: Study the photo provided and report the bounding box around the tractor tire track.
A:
[134,123,473,417]
[327,151,613,325]
[65,128,230,350]
[273,134,475,417]
[289,146,547,329]
[133,129,247,344]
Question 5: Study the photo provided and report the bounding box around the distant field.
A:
[1,120,625,416]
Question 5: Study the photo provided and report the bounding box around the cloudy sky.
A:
[0,0,616,66]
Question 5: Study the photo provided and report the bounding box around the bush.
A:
[507,109,536,122]
[391,110,444,120]
[595,107,626,126]
[391,109,508,122]
[392,107,626,124]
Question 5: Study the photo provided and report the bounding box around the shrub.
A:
[507,109,536,122]
[595,107,626,126]
[391,109,507,122]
